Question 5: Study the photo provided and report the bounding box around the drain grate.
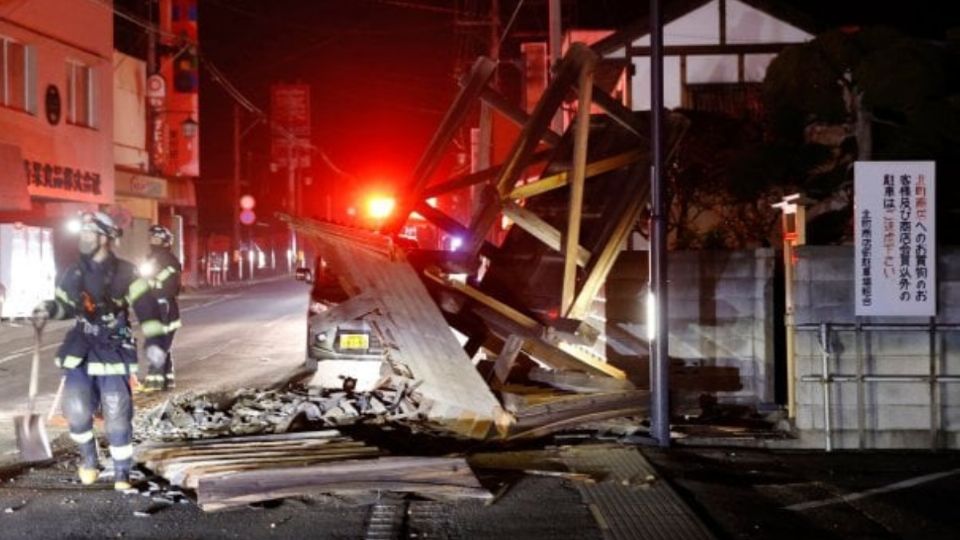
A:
[408,501,458,539]
[364,500,409,540]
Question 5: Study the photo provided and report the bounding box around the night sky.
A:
[192,0,956,234]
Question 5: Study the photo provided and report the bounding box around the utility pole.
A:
[233,103,242,280]
[649,0,670,448]
[145,0,157,174]
[548,0,563,132]
[287,135,297,268]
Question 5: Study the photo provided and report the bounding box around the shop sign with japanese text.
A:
[854,161,936,316]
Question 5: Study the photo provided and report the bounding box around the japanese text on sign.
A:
[854,161,936,316]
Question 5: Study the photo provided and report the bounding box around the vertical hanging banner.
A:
[854,161,936,316]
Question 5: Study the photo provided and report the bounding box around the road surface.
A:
[0,277,308,461]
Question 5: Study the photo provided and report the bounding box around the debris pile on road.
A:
[134,375,424,442]
[135,429,490,511]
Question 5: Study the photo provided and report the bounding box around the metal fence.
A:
[797,322,960,451]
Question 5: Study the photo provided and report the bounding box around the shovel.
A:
[13,323,52,462]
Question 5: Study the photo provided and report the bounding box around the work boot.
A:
[77,466,98,485]
[114,470,132,491]
[138,375,163,393]
[163,373,175,391]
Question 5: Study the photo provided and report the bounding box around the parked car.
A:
[297,255,387,390]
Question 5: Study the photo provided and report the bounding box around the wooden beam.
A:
[562,57,595,314]
[423,267,539,330]
[493,334,525,384]
[464,44,599,258]
[567,194,645,320]
[507,149,643,200]
[388,57,497,232]
[505,390,649,440]
[628,42,799,57]
[477,86,563,146]
[471,306,627,380]
[422,149,552,199]
[197,457,491,510]
[590,85,646,139]
[413,201,472,237]
[501,202,590,267]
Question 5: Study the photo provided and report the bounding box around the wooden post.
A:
[562,56,596,314]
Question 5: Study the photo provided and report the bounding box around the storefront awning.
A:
[0,143,31,211]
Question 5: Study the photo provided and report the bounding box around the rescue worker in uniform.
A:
[32,212,171,490]
[140,225,182,392]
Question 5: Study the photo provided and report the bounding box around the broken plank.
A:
[492,334,525,385]
[505,390,650,441]
[197,457,491,511]
[528,368,636,394]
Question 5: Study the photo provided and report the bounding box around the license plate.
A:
[339,333,369,350]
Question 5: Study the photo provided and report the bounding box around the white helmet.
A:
[79,211,122,239]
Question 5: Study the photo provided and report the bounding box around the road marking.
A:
[0,342,60,366]
[181,293,239,314]
[0,294,240,368]
[784,468,960,511]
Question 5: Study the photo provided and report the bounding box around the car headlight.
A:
[308,301,327,315]
[315,332,327,344]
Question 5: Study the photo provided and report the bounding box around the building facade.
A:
[0,0,114,246]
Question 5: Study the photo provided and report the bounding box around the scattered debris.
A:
[134,377,424,442]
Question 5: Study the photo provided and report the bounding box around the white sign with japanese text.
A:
[854,161,936,316]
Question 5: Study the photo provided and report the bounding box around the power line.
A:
[497,0,527,50]
[88,0,357,180]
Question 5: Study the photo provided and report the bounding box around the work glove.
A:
[31,302,52,330]
[145,344,166,371]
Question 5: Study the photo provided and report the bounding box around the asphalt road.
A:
[644,447,960,540]
[0,276,309,461]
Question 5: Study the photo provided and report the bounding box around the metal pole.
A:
[855,319,865,450]
[929,316,938,449]
[287,137,297,269]
[649,0,670,448]
[820,322,832,452]
[146,0,156,174]
[233,104,242,280]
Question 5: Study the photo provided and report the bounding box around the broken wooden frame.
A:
[391,43,682,335]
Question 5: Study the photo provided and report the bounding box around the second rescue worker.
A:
[139,225,182,392]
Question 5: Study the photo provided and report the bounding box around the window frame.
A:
[1,35,36,114]
[66,59,97,128]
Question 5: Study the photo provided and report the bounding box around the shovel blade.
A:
[13,413,52,462]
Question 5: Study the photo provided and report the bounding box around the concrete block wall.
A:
[793,246,960,449]
[607,249,776,407]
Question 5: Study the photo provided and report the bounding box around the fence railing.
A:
[797,322,960,451]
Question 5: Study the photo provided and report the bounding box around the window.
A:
[66,61,96,127]
[1,36,36,113]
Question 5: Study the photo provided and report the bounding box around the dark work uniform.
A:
[43,254,169,476]
[143,248,182,389]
